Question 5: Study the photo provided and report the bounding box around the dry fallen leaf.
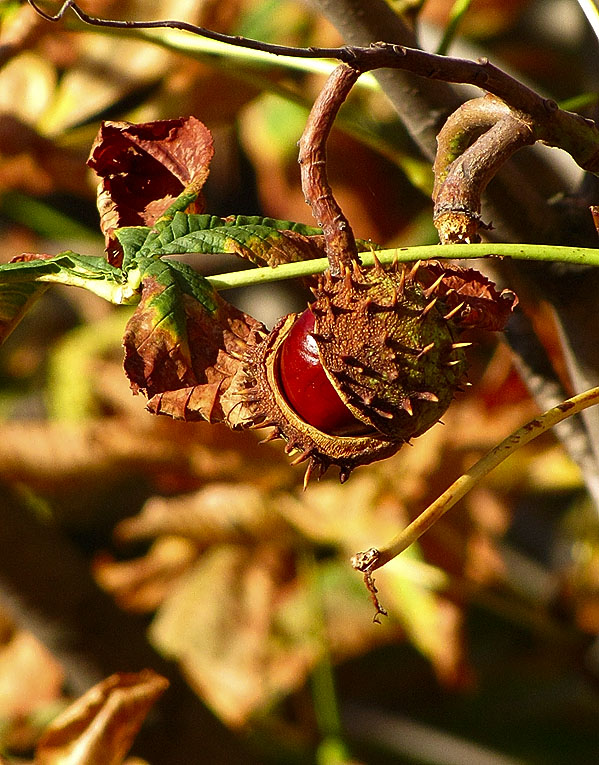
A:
[93,537,199,613]
[35,670,168,765]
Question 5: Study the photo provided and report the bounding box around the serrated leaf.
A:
[87,117,215,265]
[115,212,327,270]
[122,257,262,424]
[114,228,154,271]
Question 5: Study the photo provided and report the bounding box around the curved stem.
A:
[298,64,361,274]
[433,96,524,195]
[433,100,536,243]
[351,386,599,575]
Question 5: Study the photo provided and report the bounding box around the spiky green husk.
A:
[311,259,468,441]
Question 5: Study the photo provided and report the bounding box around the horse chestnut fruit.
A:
[239,258,516,483]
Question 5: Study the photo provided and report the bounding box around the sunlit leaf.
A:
[35,671,168,765]
[149,544,314,727]
[115,212,326,269]
[0,252,126,345]
[87,117,215,264]
[122,257,262,424]
[0,252,122,285]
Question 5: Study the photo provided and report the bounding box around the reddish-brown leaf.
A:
[122,272,263,426]
[87,117,214,264]
[416,261,518,331]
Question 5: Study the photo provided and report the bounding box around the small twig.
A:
[25,0,352,60]
[433,96,527,193]
[351,386,599,574]
[298,64,361,274]
[364,571,388,623]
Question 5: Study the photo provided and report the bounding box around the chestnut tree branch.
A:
[433,96,536,243]
[25,0,599,175]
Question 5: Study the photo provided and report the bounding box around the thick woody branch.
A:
[433,97,536,243]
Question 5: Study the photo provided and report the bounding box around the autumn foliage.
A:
[1,1,599,764]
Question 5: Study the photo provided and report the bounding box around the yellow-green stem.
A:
[352,386,599,572]
[207,243,599,291]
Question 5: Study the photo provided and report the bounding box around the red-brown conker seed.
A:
[278,308,365,435]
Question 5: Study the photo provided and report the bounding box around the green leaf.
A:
[118,212,326,268]
[0,252,120,284]
[116,228,155,270]
[0,252,136,345]
[134,256,218,319]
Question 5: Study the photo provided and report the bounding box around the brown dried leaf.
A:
[122,269,264,425]
[114,483,288,546]
[87,117,214,262]
[417,261,518,331]
[0,417,290,500]
[150,545,313,727]
[35,670,168,765]
[93,538,199,613]
[148,544,398,727]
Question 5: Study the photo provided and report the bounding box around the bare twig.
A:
[351,386,599,574]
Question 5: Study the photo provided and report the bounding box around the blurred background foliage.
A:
[1,0,599,763]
